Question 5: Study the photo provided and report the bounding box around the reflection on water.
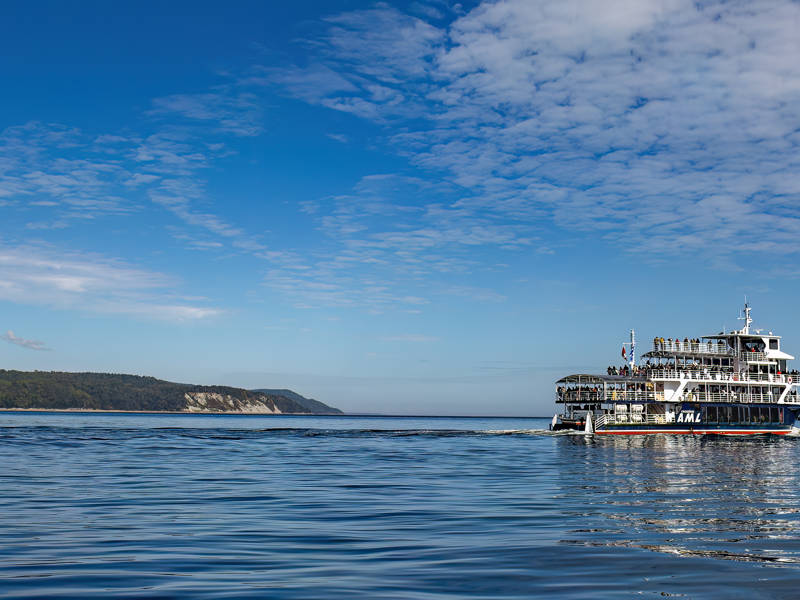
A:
[2,413,800,599]
[557,435,800,569]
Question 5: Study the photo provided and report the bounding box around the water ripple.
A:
[3,414,800,598]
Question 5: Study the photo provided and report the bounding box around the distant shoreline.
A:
[0,408,331,416]
[0,409,548,418]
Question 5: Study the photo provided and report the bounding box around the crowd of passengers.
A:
[557,383,649,398]
[653,337,728,352]
[605,361,800,379]
[556,385,600,398]
[607,364,647,376]
[558,381,800,405]
[607,361,695,376]
[607,361,680,376]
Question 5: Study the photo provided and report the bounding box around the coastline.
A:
[0,408,330,416]
[0,409,548,418]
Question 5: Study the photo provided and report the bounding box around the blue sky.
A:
[2,0,800,415]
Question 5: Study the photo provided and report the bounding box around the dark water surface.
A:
[3,412,800,598]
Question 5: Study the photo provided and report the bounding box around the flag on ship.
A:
[621,346,626,358]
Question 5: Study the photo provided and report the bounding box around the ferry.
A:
[552,303,800,435]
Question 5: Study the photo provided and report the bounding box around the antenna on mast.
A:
[738,298,752,334]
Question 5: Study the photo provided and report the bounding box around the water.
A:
[3,412,800,598]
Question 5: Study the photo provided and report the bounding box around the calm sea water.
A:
[3,412,800,599]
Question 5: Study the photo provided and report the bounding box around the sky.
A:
[2,0,800,416]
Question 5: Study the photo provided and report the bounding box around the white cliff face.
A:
[184,392,283,414]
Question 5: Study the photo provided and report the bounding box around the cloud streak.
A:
[0,244,223,321]
[148,90,263,137]
[1,330,51,351]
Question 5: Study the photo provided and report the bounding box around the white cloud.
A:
[274,0,800,265]
[148,89,263,137]
[266,64,360,103]
[260,171,521,310]
[0,244,222,321]
[0,92,266,255]
[0,123,134,215]
[1,330,51,351]
[326,133,349,144]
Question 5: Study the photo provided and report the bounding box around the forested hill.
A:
[0,370,342,414]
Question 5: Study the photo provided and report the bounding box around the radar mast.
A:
[739,301,752,334]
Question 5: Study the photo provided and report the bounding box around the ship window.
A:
[770,407,779,423]
[723,406,733,423]
[705,406,717,423]
[770,339,779,350]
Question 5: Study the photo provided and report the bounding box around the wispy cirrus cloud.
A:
[0,122,134,218]
[262,173,523,310]
[0,244,223,321]
[1,330,51,351]
[265,5,444,122]
[271,0,800,266]
[148,88,263,137]
[0,74,275,323]
[0,75,269,254]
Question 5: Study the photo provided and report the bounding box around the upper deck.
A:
[644,339,733,358]
[641,303,793,363]
[643,333,793,363]
[555,304,800,408]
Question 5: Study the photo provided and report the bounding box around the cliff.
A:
[0,370,341,414]
[251,388,344,414]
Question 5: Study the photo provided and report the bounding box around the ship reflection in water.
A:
[557,434,800,574]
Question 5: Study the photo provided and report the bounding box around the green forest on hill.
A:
[0,370,340,413]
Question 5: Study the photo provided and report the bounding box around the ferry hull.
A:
[595,424,793,435]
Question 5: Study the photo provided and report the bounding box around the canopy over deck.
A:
[556,374,638,384]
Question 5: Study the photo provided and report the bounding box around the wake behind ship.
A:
[553,303,800,435]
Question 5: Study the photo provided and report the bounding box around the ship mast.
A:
[739,301,752,334]
[622,329,636,370]
[629,329,636,369]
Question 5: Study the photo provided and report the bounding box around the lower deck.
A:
[593,423,793,435]
[554,401,799,435]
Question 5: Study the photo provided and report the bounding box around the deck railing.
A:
[559,388,798,405]
[653,341,733,355]
[593,413,674,429]
[646,370,793,383]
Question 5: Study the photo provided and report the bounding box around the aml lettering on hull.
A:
[677,411,701,423]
